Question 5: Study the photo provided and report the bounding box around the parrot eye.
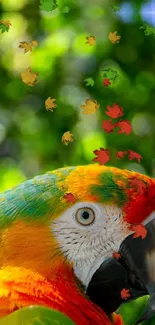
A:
[75,207,95,226]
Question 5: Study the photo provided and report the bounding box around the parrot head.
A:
[0,164,155,319]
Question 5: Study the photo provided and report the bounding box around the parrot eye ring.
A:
[75,207,95,226]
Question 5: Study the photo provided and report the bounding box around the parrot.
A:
[0,164,127,325]
[0,164,155,323]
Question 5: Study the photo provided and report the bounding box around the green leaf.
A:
[59,6,71,13]
[84,77,95,87]
[140,24,155,36]
[117,296,149,325]
[39,0,58,12]
[112,5,120,12]
[0,23,9,33]
[101,68,118,82]
[0,306,76,325]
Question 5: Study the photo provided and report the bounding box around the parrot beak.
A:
[87,218,155,321]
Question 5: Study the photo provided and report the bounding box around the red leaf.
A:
[116,120,132,135]
[128,178,147,194]
[116,151,128,159]
[103,78,111,86]
[112,252,121,260]
[102,119,116,133]
[106,104,124,118]
[63,193,75,203]
[127,150,143,163]
[132,224,147,239]
[93,148,110,165]
[121,288,131,300]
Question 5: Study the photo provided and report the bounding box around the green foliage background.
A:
[0,0,155,324]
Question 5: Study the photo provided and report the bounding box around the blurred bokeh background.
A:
[0,1,155,323]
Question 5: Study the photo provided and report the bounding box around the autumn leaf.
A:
[121,288,131,300]
[116,120,132,135]
[101,68,118,83]
[103,78,111,86]
[105,104,124,118]
[109,31,121,44]
[84,77,95,87]
[45,97,57,112]
[127,150,142,163]
[112,252,121,260]
[63,193,75,203]
[80,99,100,114]
[0,20,12,33]
[21,67,39,86]
[116,151,128,160]
[18,40,38,53]
[128,178,147,194]
[132,224,147,239]
[93,148,110,165]
[39,0,58,11]
[62,131,74,145]
[102,119,116,133]
[85,35,96,46]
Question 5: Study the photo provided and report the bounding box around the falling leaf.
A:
[112,5,120,12]
[140,24,155,36]
[132,224,147,239]
[39,0,58,12]
[116,151,128,160]
[45,97,57,112]
[80,99,100,114]
[128,178,147,194]
[112,252,121,260]
[101,68,118,83]
[127,150,142,163]
[21,67,39,86]
[103,78,111,87]
[0,20,12,33]
[102,119,116,133]
[63,193,75,203]
[84,77,95,87]
[60,6,71,13]
[116,120,132,135]
[121,288,131,300]
[85,35,96,46]
[18,40,38,53]
[109,31,121,44]
[62,131,74,145]
[93,148,110,165]
[105,104,124,118]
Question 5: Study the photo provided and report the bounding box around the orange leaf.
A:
[63,193,75,203]
[116,120,132,135]
[127,150,142,163]
[103,78,111,86]
[116,151,128,159]
[132,224,147,239]
[93,148,110,165]
[106,104,124,119]
[102,119,116,133]
[121,288,131,300]
[112,252,121,260]
[128,178,147,194]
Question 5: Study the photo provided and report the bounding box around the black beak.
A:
[87,219,155,322]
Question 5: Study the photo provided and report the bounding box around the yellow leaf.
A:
[21,67,39,87]
[0,20,12,28]
[85,35,96,46]
[30,40,38,47]
[80,99,100,114]
[45,97,57,112]
[19,42,32,53]
[62,131,74,145]
[109,31,121,44]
